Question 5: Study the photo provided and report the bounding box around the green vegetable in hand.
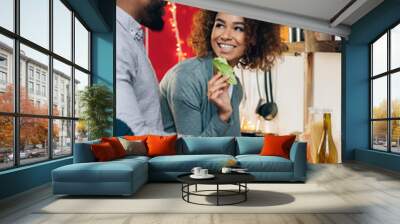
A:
[212,57,237,85]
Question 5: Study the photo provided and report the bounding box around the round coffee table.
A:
[177,173,255,206]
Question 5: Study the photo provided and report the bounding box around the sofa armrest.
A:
[289,141,307,181]
[73,140,100,163]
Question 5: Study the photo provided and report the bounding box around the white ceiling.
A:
[227,0,352,22]
[172,0,384,37]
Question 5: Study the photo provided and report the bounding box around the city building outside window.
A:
[35,83,40,95]
[54,89,58,101]
[0,0,91,170]
[0,54,7,67]
[35,70,40,81]
[41,73,46,83]
[41,85,46,97]
[0,54,7,88]
[28,67,34,80]
[0,71,6,85]
[28,81,34,94]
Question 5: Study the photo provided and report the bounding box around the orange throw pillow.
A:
[260,135,296,159]
[146,135,177,157]
[101,137,127,158]
[91,142,117,161]
[124,135,148,142]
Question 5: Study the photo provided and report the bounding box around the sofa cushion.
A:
[53,163,133,183]
[236,155,293,172]
[115,155,150,163]
[91,142,118,161]
[118,138,147,156]
[101,137,127,158]
[148,154,235,172]
[147,135,177,157]
[179,137,235,155]
[53,158,147,183]
[235,137,263,155]
[260,135,296,159]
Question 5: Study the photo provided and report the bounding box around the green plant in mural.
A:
[79,84,113,140]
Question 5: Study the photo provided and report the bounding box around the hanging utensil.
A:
[255,69,267,115]
[256,69,278,120]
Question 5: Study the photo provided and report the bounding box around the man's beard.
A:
[140,0,166,31]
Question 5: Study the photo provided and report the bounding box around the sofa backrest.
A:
[73,136,268,161]
[178,137,236,155]
[235,137,264,155]
[73,139,100,163]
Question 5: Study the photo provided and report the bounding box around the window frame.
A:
[370,20,400,154]
[0,0,92,171]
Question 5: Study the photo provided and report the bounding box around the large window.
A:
[370,22,400,153]
[0,0,91,171]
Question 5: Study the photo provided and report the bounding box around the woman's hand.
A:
[207,73,232,122]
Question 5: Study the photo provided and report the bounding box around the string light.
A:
[167,2,187,61]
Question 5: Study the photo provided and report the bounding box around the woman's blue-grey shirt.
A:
[159,56,243,137]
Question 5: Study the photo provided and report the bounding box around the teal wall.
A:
[0,0,115,200]
[91,0,115,88]
[0,158,72,199]
[355,149,400,172]
[344,0,400,171]
[343,43,370,160]
[92,33,114,87]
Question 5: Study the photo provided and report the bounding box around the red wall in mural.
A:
[146,3,198,81]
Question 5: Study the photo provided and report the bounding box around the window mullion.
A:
[71,11,76,155]
[49,0,54,160]
[370,45,373,149]
[14,0,20,167]
[88,31,90,72]
[388,29,393,153]
[387,30,391,152]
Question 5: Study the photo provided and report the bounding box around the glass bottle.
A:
[309,108,323,163]
[317,113,338,163]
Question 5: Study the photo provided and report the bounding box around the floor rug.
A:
[38,183,361,214]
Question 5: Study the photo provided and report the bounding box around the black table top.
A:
[177,172,255,185]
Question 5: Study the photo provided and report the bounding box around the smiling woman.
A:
[210,14,247,67]
[159,9,285,137]
[190,10,285,70]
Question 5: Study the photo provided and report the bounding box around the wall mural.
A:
[116,2,342,163]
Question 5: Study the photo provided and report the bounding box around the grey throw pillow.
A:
[118,137,147,156]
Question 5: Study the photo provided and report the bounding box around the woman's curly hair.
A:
[189,10,286,70]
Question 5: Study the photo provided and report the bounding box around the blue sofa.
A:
[52,137,307,196]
